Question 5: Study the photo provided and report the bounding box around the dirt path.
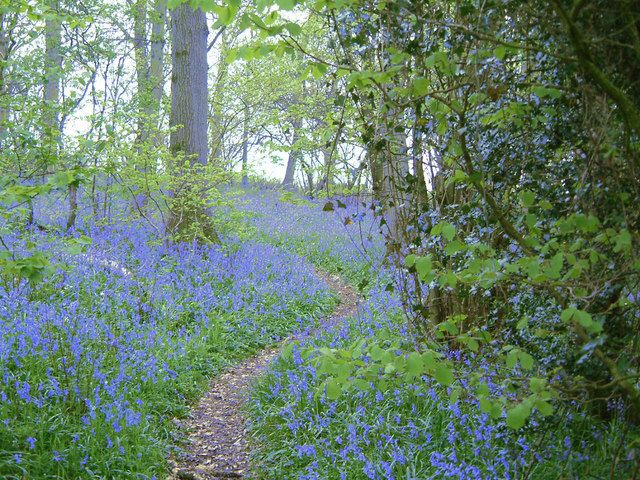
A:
[168,270,359,480]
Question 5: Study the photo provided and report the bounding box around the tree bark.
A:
[166,2,217,241]
[241,105,249,186]
[169,3,208,166]
[148,0,166,146]
[0,13,14,142]
[44,1,61,139]
[412,120,428,204]
[132,0,166,212]
[44,1,69,229]
[133,0,149,145]
[282,116,302,187]
[209,28,228,164]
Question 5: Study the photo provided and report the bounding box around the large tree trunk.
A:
[169,4,208,165]
[381,126,410,243]
[315,80,339,194]
[131,0,149,214]
[166,2,217,241]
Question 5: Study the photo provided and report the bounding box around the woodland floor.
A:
[168,270,360,480]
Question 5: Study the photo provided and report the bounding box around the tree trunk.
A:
[148,0,166,147]
[44,1,61,139]
[132,0,166,212]
[282,117,302,188]
[210,29,228,164]
[66,182,78,231]
[169,4,207,164]
[412,111,428,204]
[166,2,217,241]
[241,105,249,186]
[133,0,149,146]
[317,146,334,193]
[0,13,14,142]
[44,1,67,229]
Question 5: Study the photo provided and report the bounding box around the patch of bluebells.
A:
[243,192,631,479]
[231,187,384,282]
[250,287,628,479]
[0,193,333,478]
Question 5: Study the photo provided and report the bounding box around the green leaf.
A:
[506,350,518,369]
[276,0,295,10]
[421,350,438,371]
[529,377,547,393]
[520,190,535,207]
[519,351,534,370]
[405,254,416,268]
[574,310,592,328]
[451,169,468,183]
[434,364,454,386]
[415,256,432,279]
[479,396,493,413]
[441,271,458,288]
[494,45,507,60]
[506,403,530,429]
[442,223,456,241]
[562,307,601,334]
[326,377,342,400]
[449,387,461,404]
[614,229,632,253]
[411,76,429,96]
[532,86,562,99]
[516,316,529,330]
[535,399,554,416]
[280,342,295,360]
[561,307,575,323]
[525,213,537,229]
[283,22,302,36]
[210,5,237,25]
[407,352,423,377]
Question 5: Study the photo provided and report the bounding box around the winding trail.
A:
[169,270,359,480]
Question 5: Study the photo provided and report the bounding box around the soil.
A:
[168,270,359,480]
